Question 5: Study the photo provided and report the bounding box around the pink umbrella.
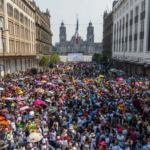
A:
[37,82,43,86]
[136,82,140,86]
[116,78,124,81]
[15,97,24,101]
[42,76,48,80]
[47,82,51,85]
[34,100,45,106]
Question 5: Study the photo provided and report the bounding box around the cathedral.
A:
[55,21,102,54]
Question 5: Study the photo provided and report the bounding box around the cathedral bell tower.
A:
[59,21,66,43]
[87,21,94,43]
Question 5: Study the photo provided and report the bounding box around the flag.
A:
[75,18,78,45]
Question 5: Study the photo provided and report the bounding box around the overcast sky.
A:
[34,0,114,45]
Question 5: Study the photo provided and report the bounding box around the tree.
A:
[92,53,102,62]
[50,53,60,62]
[39,56,49,67]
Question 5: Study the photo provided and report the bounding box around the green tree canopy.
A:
[39,56,49,67]
[50,53,60,62]
[92,53,108,63]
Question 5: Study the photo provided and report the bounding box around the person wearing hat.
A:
[125,142,131,150]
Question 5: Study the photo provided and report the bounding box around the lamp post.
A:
[1,28,9,97]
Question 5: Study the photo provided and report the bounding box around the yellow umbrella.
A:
[99,75,104,78]
[41,80,47,83]
[89,79,94,82]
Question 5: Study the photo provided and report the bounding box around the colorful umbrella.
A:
[35,88,44,93]
[116,78,124,81]
[27,133,43,143]
[0,121,10,125]
[0,116,5,121]
[34,100,45,106]
[136,82,140,86]
[41,80,47,83]
[15,97,24,101]
[36,82,43,86]
[99,75,104,78]
[46,82,51,85]
[5,97,14,101]
[20,106,31,111]
[0,87,4,91]
[22,115,34,120]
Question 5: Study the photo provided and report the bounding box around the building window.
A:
[134,41,137,52]
[129,41,132,52]
[135,23,138,33]
[141,20,144,31]
[141,0,145,12]
[15,24,19,37]
[25,16,28,26]
[14,9,19,20]
[7,3,13,17]
[8,21,14,35]
[0,0,4,10]
[0,17,4,30]
[20,13,24,23]
[130,10,133,19]
[135,6,139,16]
[130,26,132,35]
[9,40,14,53]
[140,40,143,52]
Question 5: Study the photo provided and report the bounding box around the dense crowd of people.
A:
[0,62,150,150]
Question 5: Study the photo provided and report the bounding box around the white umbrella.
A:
[5,97,14,100]
[0,88,4,91]
[20,106,30,111]
[27,133,43,143]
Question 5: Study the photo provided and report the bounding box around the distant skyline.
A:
[34,0,114,45]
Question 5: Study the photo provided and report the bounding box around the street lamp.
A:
[1,28,9,97]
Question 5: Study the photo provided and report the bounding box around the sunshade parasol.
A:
[116,78,124,81]
[0,88,4,91]
[15,97,24,101]
[44,106,57,113]
[27,133,43,143]
[0,121,10,125]
[99,75,104,78]
[41,80,47,83]
[22,115,34,120]
[34,100,45,106]
[0,116,5,121]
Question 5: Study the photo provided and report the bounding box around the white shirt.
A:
[49,131,56,141]
[125,147,130,150]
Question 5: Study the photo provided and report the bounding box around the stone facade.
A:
[56,21,102,54]
[0,0,36,76]
[35,5,52,55]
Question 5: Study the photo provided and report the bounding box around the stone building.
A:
[0,0,36,76]
[102,10,113,57]
[35,5,52,56]
[112,0,150,75]
[56,21,102,54]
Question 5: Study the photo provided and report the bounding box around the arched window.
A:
[0,0,4,10]
[20,13,24,23]
[14,9,19,20]
[7,3,13,17]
